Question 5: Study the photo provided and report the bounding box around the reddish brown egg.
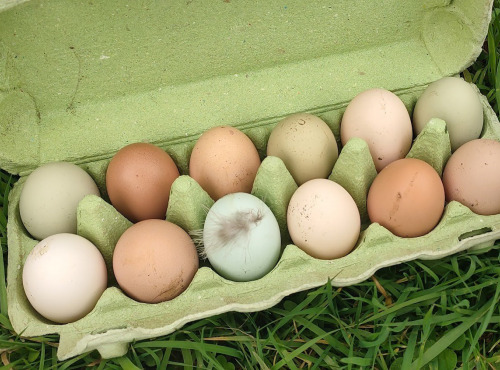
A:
[106,143,180,222]
[367,158,445,237]
[113,219,199,303]
[189,126,261,200]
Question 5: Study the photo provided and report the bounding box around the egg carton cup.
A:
[2,0,499,361]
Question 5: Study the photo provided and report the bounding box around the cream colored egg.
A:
[287,179,360,259]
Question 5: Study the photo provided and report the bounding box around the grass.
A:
[1,2,500,369]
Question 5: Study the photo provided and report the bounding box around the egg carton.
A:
[2,0,500,360]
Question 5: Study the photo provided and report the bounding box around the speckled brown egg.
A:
[189,126,261,200]
[106,143,180,222]
[112,219,199,303]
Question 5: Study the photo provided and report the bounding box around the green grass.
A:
[1,2,500,369]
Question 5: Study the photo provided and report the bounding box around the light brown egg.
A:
[367,158,445,237]
[189,126,261,200]
[106,143,180,222]
[443,139,500,215]
[112,219,199,303]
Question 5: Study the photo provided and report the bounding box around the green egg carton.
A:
[2,0,500,361]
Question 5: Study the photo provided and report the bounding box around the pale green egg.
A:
[203,193,281,282]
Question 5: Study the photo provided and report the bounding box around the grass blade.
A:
[496,59,500,112]
[134,340,243,359]
[114,356,142,370]
[410,295,496,369]
[465,277,500,360]
[402,326,419,369]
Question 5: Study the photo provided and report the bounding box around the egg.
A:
[22,233,107,323]
[442,138,500,215]
[189,126,261,200]
[267,113,339,185]
[413,77,483,151]
[202,192,281,282]
[20,162,100,240]
[113,219,199,303]
[367,158,445,237]
[340,88,413,172]
[106,143,180,223]
[287,179,360,259]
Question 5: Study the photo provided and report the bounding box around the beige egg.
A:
[340,88,413,172]
[267,113,338,185]
[189,126,261,200]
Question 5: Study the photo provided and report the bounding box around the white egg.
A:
[203,193,281,282]
[22,233,107,323]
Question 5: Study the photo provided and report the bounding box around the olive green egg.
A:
[266,113,338,185]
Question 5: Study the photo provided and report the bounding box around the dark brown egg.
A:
[106,143,180,222]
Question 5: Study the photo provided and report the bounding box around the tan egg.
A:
[112,219,199,303]
[340,88,413,172]
[267,113,338,185]
[367,158,445,238]
[189,126,261,200]
[443,139,500,215]
[106,143,180,223]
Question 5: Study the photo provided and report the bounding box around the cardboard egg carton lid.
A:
[0,0,494,174]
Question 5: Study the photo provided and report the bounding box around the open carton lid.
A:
[0,0,494,175]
